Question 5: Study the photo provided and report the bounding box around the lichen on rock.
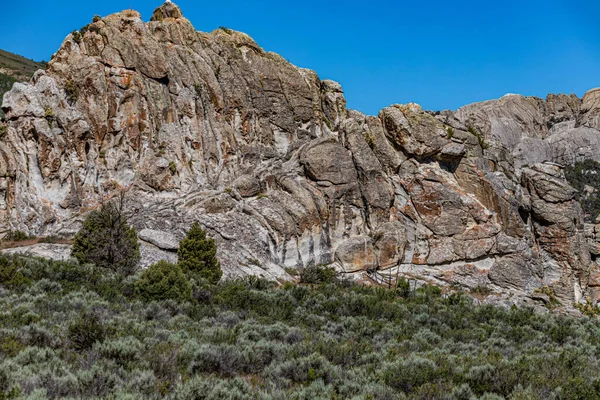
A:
[1,2,600,305]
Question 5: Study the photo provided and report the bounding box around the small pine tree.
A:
[177,222,222,284]
[134,260,192,303]
[71,196,140,275]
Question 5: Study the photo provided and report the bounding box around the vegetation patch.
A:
[299,264,338,284]
[0,253,599,398]
[71,194,140,275]
[134,260,192,303]
[564,159,600,222]
[71,30,82,44]
[169,161,177,175]
[178,222,222,284]
[467,124,489,151]
[64,79,79,104]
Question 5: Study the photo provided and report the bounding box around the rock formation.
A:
[1,2,600,305]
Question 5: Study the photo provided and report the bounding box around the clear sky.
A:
[1,0,599,115]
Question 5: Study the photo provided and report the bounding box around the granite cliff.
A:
[1,2,599,306]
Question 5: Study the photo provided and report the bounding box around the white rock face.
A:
[1,244,72,261]
[138,229,180,250]
[0,2,599,305]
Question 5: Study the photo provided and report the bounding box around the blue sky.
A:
[2,0,599,115]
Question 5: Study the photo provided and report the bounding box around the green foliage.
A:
[79,24,90,36]
[467,124,489,151]
[0,73,16,93]
[445,125,455,139]
[134,260,192,302]
[575,299,600,317]
[0,257,31,289]
[0,74,16,120]
[218,26,233,34]
[92,15,101,23]
[194,83,202,98]
[3,253,600,398]
[299,264,338,284]
[177,222,222,284]
[43,105,54,126]
[0,125,7,138]
[364,131,376,149]
[71,200,140,275]
[564,159,600,222]
[396,276,411,298]
[64,79,79,104]
[169,161,177,175]
[381,356,437,391]
[67,312,105,351]
[71,30,82,44]
[3,230,32,242]
[472,284,492,295]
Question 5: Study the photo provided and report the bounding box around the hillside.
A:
[0,1,600,310]
[0,49,45,79]
[0,49,45,118]
[1,253,600,399]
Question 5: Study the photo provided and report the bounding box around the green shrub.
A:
[67,312,105,351]
[4,252,600,398]
[43,106,55,127]
[565,159,600,222]
[299,264,338,284]
[3,230,32,242]
[381,356,437,392]
[71,198,140,275]
[0,257,31,289]
[0,126,7,138]
[96,336,143,366]
[177,222,222,284]
[64,79,79,104]
[396,277,411,298]
[71,30,82,43]
[135,260,192,303]
[467,124,489,151]
[194,83,203,98]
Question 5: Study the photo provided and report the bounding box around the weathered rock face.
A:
[1,1,600,304]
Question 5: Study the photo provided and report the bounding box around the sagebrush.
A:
[0,254,600,398]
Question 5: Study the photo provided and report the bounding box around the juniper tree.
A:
[134,260,192,302]
[177,222,222,284]
[71,193,140,275]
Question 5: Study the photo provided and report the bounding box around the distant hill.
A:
[0,49,46,79]
[0,49,46,118]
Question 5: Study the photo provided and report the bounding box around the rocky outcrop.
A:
[1,1,600,304]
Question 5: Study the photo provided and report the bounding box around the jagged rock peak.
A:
[2,2,600,310]
[151,1,183,21]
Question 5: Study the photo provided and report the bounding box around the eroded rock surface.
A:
[1,1,600,303]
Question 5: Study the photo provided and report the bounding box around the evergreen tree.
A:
[177,222,222,284]
[71,197,140,275]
